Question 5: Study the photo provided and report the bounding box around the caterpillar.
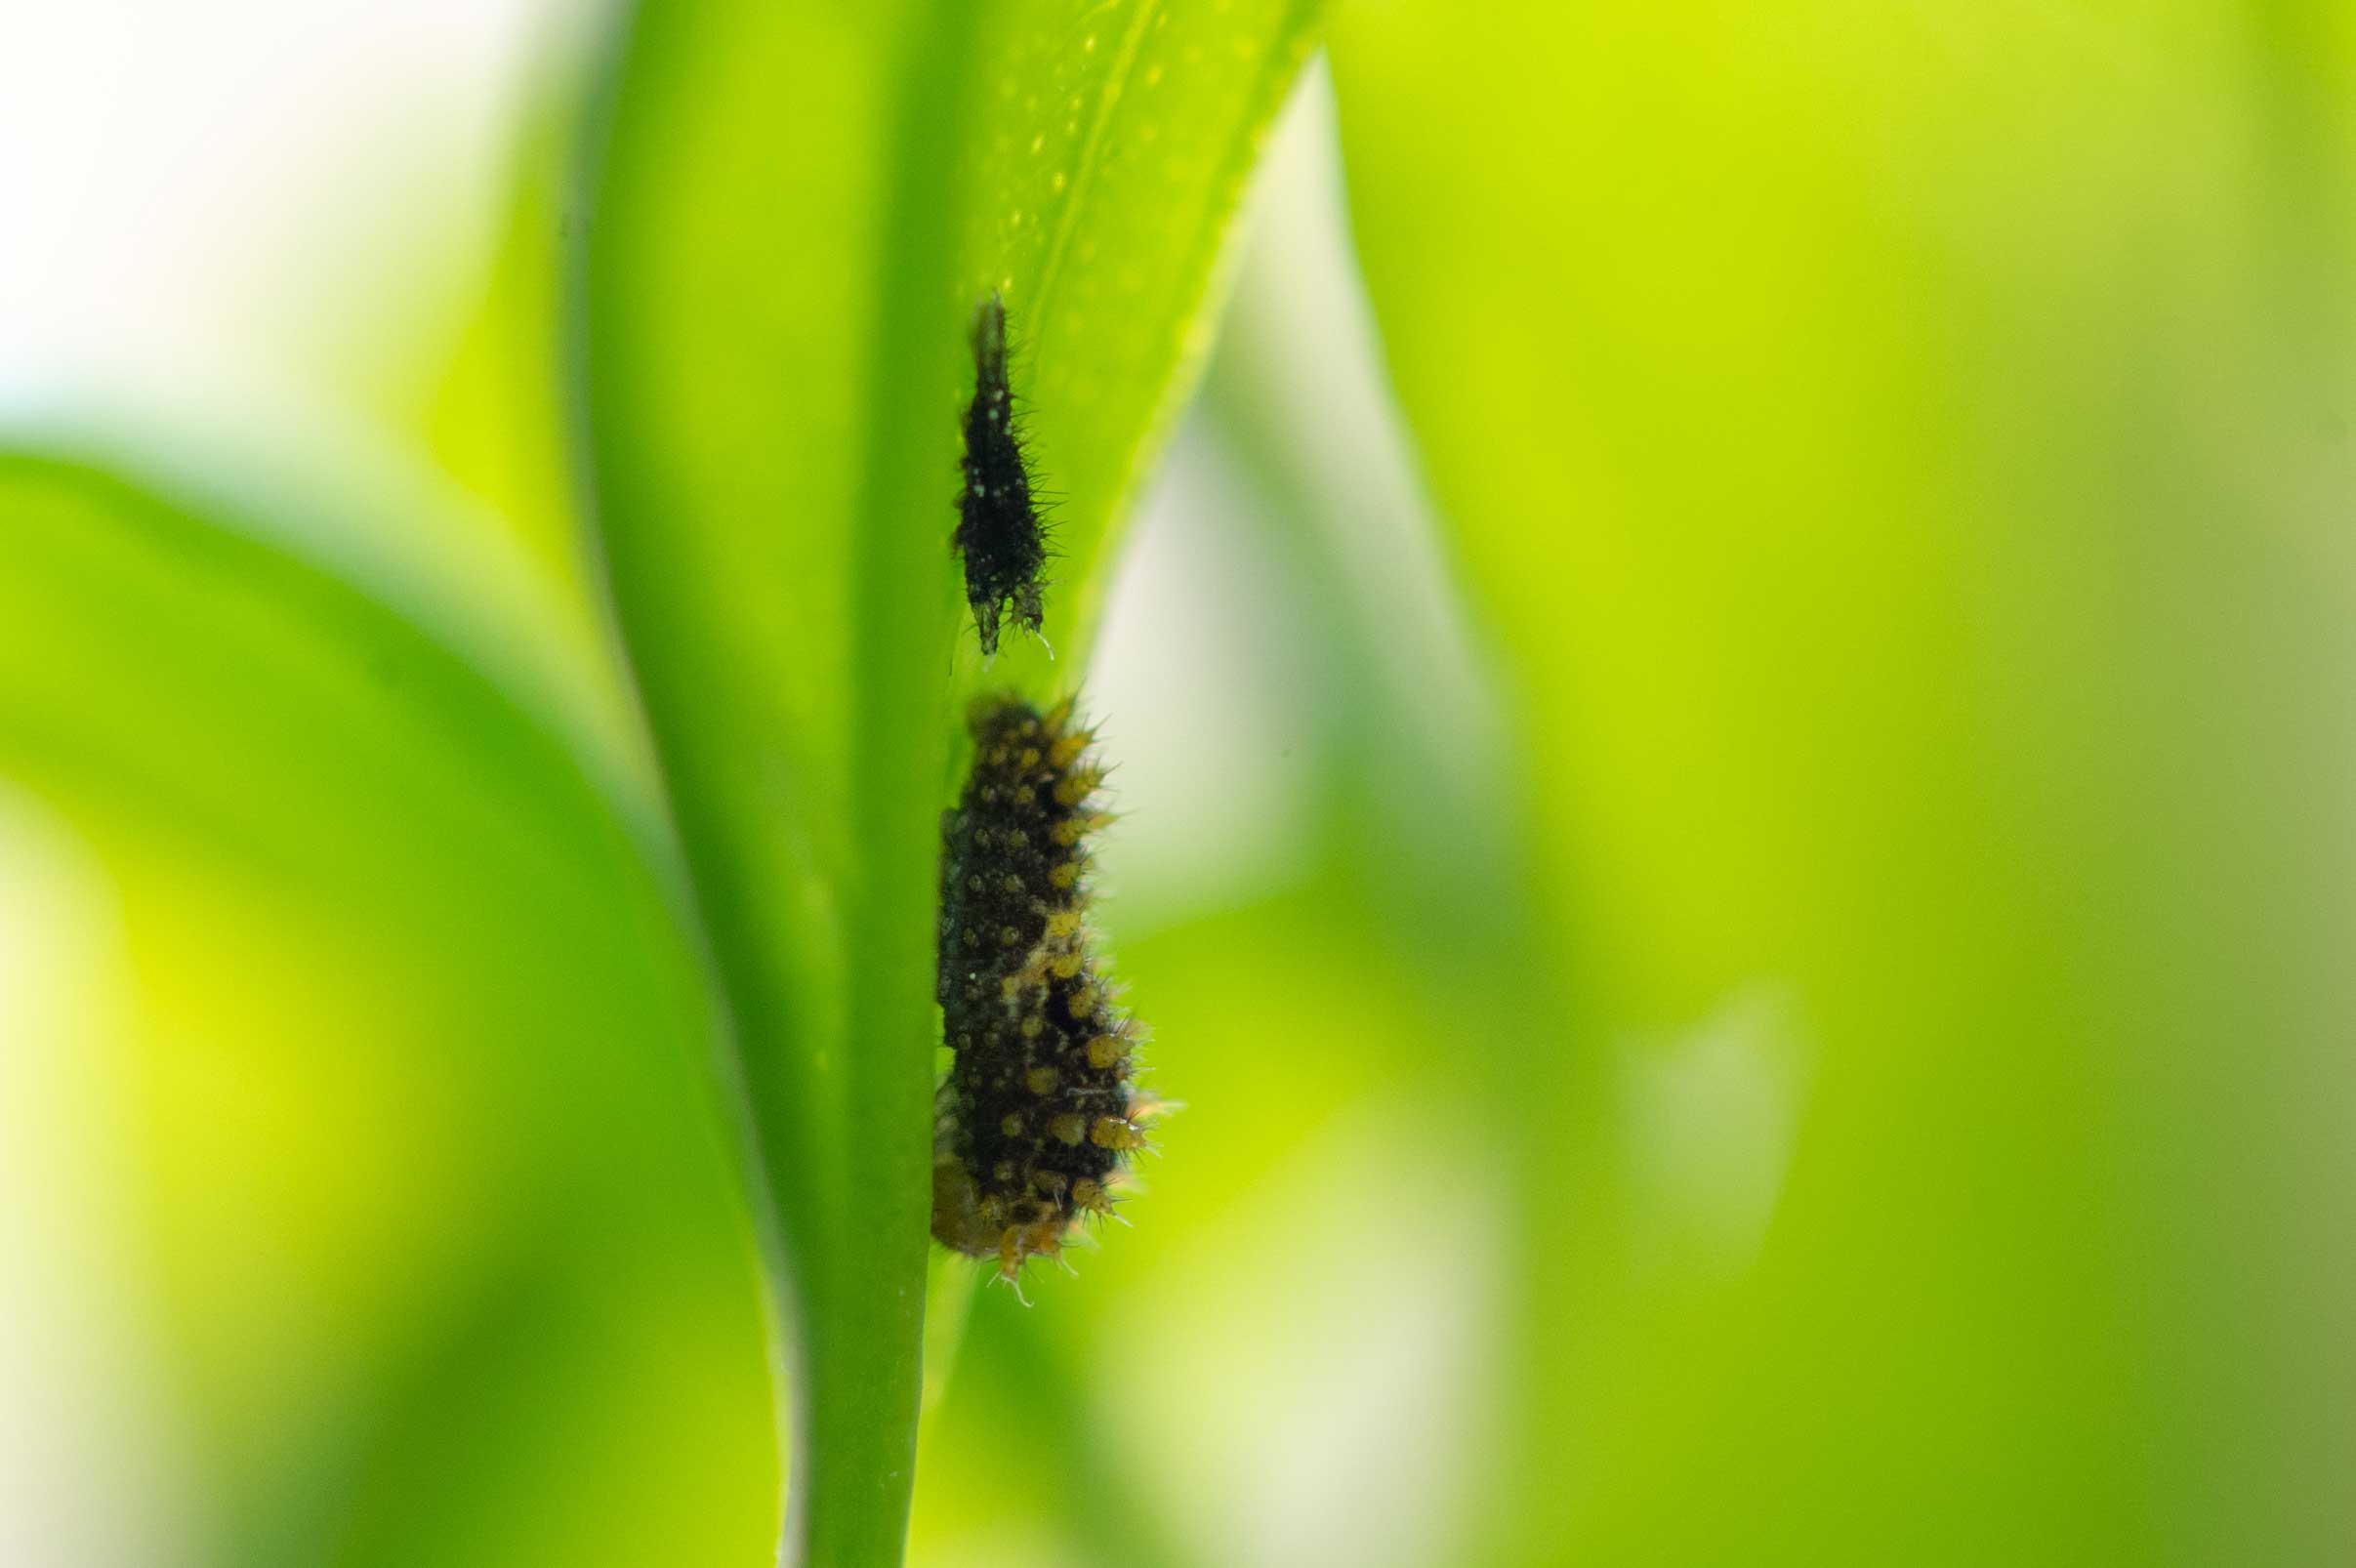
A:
[932,693,1150,1294]
[955,293,1050,655]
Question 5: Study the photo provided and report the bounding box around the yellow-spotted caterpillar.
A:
[955,294,1050,655]
[932,694,1151,1293]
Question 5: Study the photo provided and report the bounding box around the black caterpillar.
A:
[932,694,1148,1291]
[955,294,1050,655]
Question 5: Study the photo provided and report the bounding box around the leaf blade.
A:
[578,2,1329,1559]
[0,442,775,1565]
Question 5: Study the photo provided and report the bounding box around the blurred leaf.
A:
[419,49,632,735]
[0,445,772,1565]
[914,1295,1186,1568]
[424,104,589,620]
[579,0,1325,1559]
[1332,4,2356,1562]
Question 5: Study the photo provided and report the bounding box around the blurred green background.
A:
[4,2,2350,1565]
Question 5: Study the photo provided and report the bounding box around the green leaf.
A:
[1331,5,2356,1562]
[578,0,1326,1559]
[0,443,773,1563]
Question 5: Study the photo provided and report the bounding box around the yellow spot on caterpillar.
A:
[1051,1113,1087,1145]
[1052,819,1084,846]
[1070,1177,1108,1214]
[1051,953,1083,980]
[1025,1066,1060,1095]
[998,926,1020,946]
[1018,747,1041,767]
[1086,1035,1126,1070]
[1019,1013,1043,1040]
[1000,1112,1024,1137]
[1049,733,1088,768]
[1014,785,1036,806]
[1002,874,1024,893]
[1090,1117,1143,1151]
[1067,985,1098,1018]
[1054,770,1100,806]
[1045,910,1081,939]
[1049,861,1079,888]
